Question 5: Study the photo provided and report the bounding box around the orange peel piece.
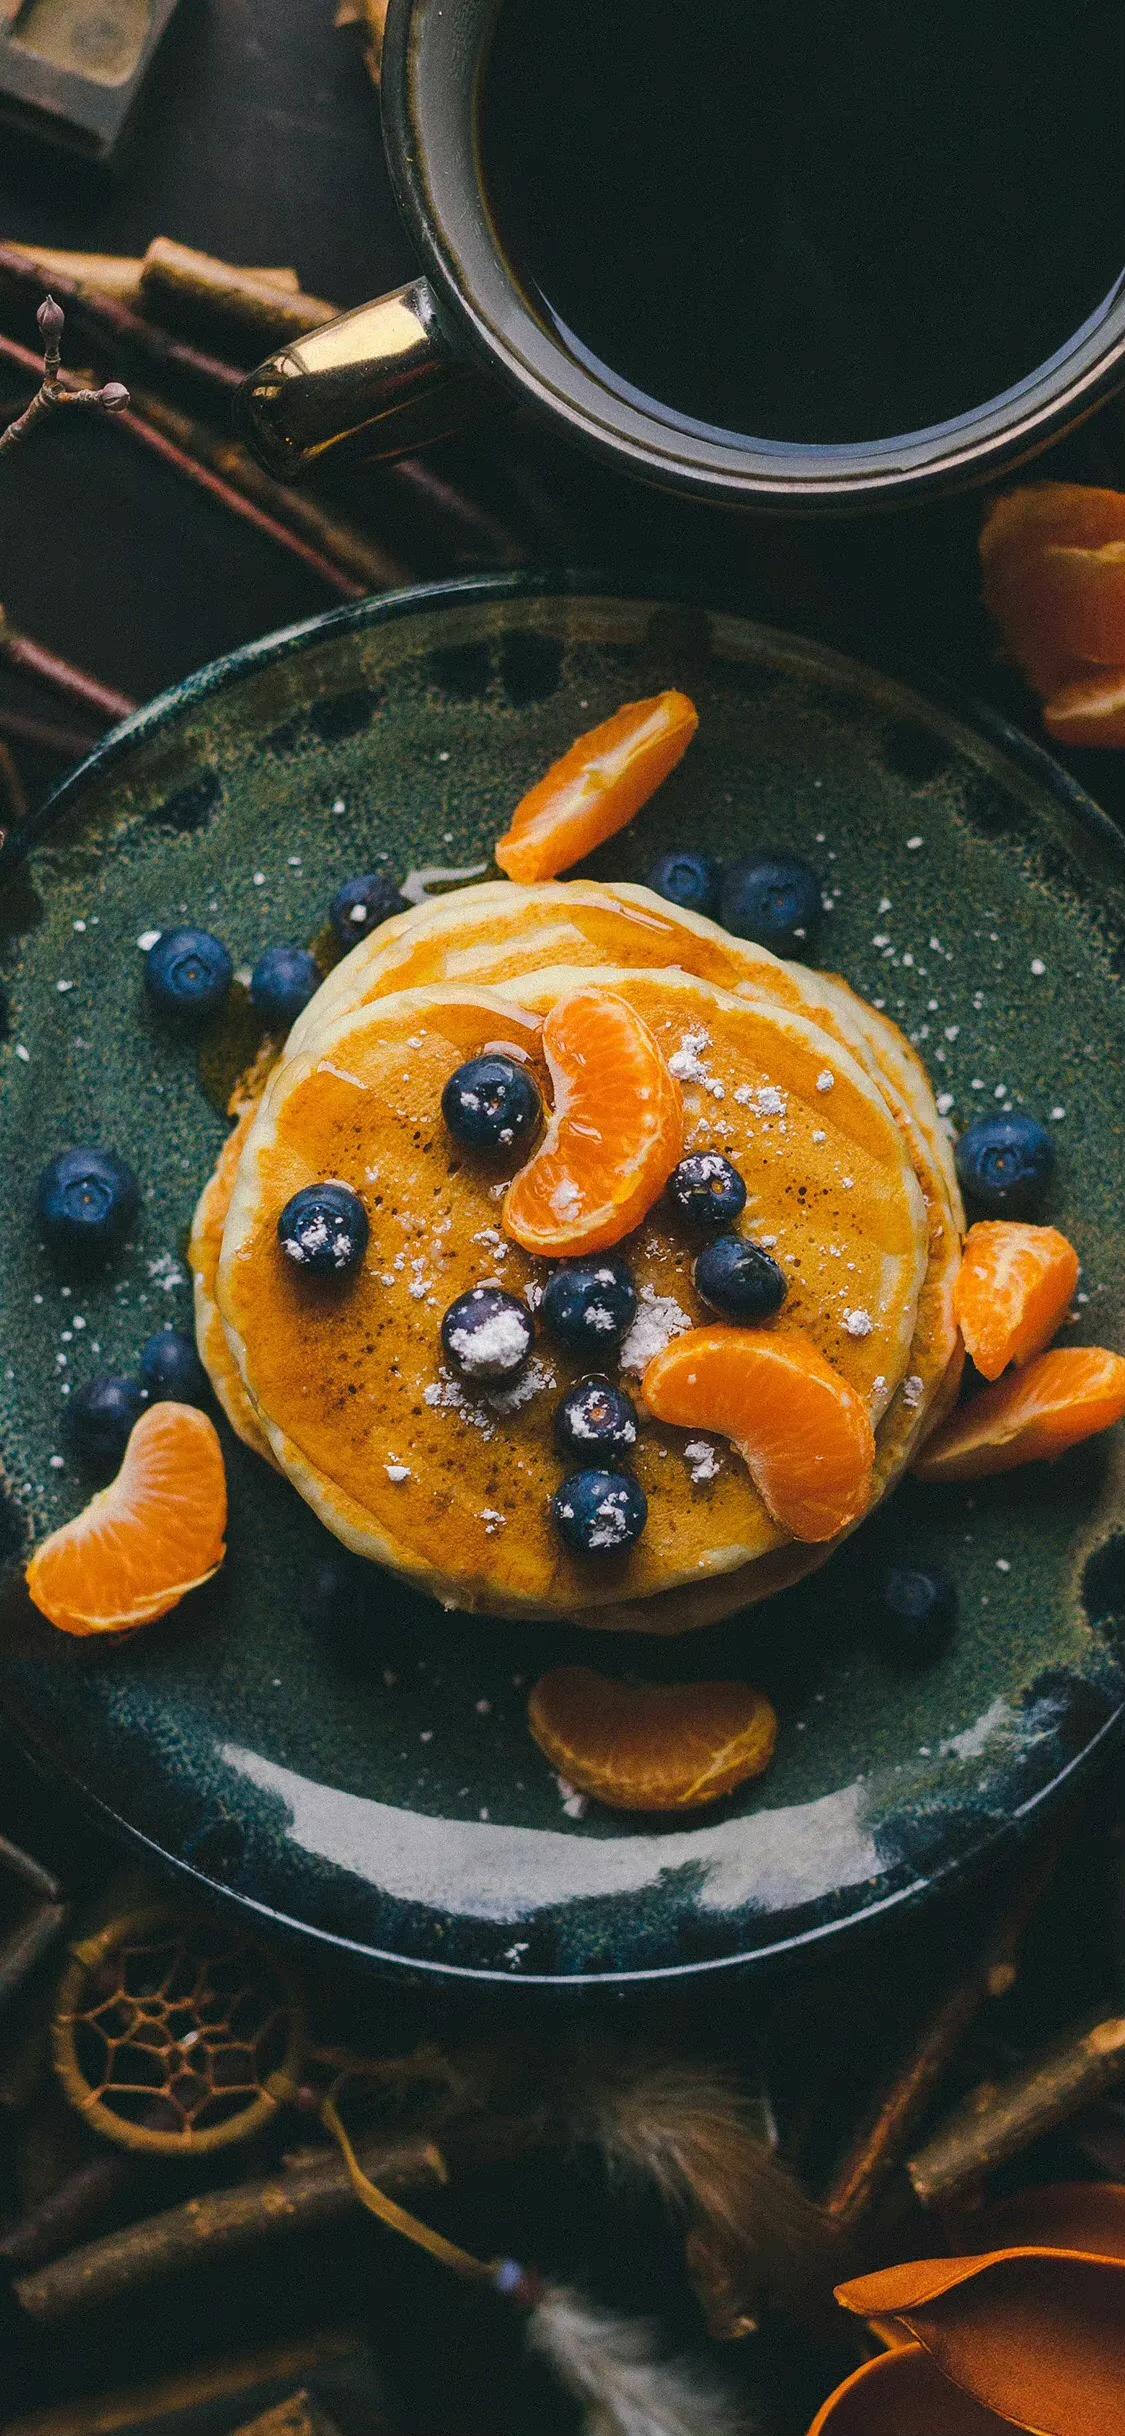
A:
[503,986,682,1255]
[913,1345,1125,1483]
[1044,667,1125,750]
[980,483,1125,712]
[25,1402,228,1636]
[528,1666,778,1812]
[494,690,698,883]
[953,1221,1079,1380]
[642,1324,876,1543]
[807,2343,1004,2436]
[836,2248,1125,2436]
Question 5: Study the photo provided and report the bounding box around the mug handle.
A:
[237,277,499,479]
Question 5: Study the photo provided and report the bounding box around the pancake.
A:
[215,965,929,1623]
[189,1110,278,1468]
[290,881,945,1150]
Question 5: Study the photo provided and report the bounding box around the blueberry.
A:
[37,1147,139,1259]
[250,945,320,1031]
[278,1182,369,1278]
[66,1374,145,1475]
[541,1257,638,1352]
[695,1232,788,1321]
[552,1468,648,1556]
[145,927,232,1019]
[720,855,821,955]
[874,1564,957,1667]
[329,872,407,949]
[441,1286,534,1382]
[668,1152,747,1233]
[954,1113,1055,1219]
[648,850,721,920]
[139,1328,208,1405]
[442,1055,542,1155]
[555,1375,639,1462]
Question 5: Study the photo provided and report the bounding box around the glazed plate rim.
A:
[3,569,1125,1990]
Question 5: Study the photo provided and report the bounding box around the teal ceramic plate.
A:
[1,576,1124,1987]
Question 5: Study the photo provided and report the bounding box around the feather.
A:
[574,2058,849,2336]
[527,2281,751,2436]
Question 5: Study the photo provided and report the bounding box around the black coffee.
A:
[480,0,1125,446]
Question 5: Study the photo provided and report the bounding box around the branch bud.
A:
[36,295,65,344]
[97,382,130,414]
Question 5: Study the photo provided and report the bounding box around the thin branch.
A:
[0,295,127,459]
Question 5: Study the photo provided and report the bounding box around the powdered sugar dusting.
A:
[484,1355,554,1415]
[669,1028,725,1099]
[683,1438,721,1485]
[618,1285,693,1376]
[735,1083,786,1117]
[843,1307,874,1338]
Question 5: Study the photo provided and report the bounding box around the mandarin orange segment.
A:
[954,1222,1080,1381]
[494,691,699,884]
[980,484,1125,707]
[503,986,682,1255]
[642,1324,876,1543]
[1014,542,1125,668]
[1044,667,1125,750]
[913,1346,1125,1483]
[528,1666,778,1813]
[26,1402,228,1636]
[980,484,1125,574]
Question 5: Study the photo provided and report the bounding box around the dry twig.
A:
[0,296,127,459]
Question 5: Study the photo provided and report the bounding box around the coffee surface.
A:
[480,0,1125,446]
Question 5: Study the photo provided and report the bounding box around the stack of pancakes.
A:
[190,880,963,1632]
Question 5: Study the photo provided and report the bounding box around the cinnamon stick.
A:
[140,240,338,345]
[824,1839,1058,2227]
[0,244,241,399]
[908,2009,1125,2211]
[2,245,301,309]
[14,2106,543,2322]
[13,2133,447,2322]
